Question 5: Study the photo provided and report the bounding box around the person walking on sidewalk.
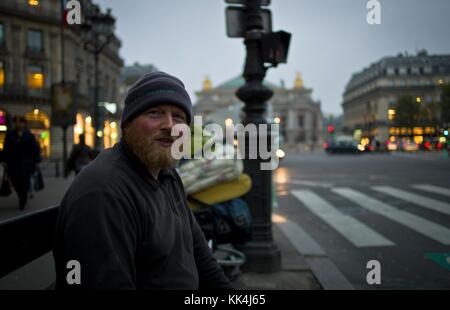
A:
[53,71,231,290]
[67,133,93,175]
[2,116,41,210]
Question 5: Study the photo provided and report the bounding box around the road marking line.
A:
[333,188,450,245]
[273,213,353,290]
[372,186,450,216]
[274,213,326,256]
[289,180,334,188]
[412,184,450,197]
[291,190,394,247]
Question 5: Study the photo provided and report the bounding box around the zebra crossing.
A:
[288,184,450,247]
[291,190,394,247]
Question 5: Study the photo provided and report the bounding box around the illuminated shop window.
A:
[0,61,4,87]
[25,109,50,158]
[74,113,94,148]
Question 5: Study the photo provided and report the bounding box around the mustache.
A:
[153,132,181,143]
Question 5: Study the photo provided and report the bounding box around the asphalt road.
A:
[275,151,450,289]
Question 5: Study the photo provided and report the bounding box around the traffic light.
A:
[327,125,335,134]
[261,31,291,66]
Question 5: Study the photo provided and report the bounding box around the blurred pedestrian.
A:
[53,72,231,289]
[67,133,93,175]
[2,116,41,210]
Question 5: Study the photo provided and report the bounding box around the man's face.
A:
[123,104,187,173]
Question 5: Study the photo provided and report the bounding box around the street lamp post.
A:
[81,7,115,154]
[226,0,291,272]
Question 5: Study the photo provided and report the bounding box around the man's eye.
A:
[147,110,160,116]
[174,115,186,122]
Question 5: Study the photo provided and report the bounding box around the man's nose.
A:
[160,113,174,129]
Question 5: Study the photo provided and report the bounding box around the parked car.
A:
[386,140,399,152]
[399,139,419,152]
[324,136,362,154]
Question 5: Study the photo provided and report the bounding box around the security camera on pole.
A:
[225,0,291,272]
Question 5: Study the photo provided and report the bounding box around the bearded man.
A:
[53,72,231,290]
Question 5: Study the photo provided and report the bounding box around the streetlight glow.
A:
[388,109,396,120]
[274,117,281,124]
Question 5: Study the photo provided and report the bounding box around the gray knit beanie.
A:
[120,71,192,128]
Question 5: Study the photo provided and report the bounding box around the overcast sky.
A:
[95,0,450,115]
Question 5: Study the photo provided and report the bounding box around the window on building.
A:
[27,29,43,51]
[424,66,432,74]
[296,132,305,143]
[111,79,117,100]
[386,67,395,76]
[27,66,44,89]
[411,67,420,75]
[298,115,304,128]
[0,61,4,88]
[0,23,4,46]
[76,73,81,92]
[399,67,407,75]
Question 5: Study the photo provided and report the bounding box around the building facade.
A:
[0,0,123,159]
[342,51,450,144]
[194,73,323,151]
[118,62,158,112]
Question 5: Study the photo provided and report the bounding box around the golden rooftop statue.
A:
[294,72,304,89]
[202,75,212,91]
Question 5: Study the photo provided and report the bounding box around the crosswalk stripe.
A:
[372,186,450,216]
[333,188,450,245]
[412,184,450,197]
[291,190,394,247]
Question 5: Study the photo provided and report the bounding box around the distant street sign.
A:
[226,6,272,38]
[225,0,271,6]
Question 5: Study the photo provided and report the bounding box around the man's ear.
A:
[121,122,130,139]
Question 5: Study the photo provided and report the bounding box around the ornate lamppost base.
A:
[239,240,281,273]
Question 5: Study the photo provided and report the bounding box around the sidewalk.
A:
[232,213,355,290]
[231,224,322,290]
[0,176,74,222]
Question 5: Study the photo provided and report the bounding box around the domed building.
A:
[193,73,323,152]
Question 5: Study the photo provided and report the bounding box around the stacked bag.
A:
[176,126,253,245]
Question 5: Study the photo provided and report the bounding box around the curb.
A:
[273,213,354,290]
